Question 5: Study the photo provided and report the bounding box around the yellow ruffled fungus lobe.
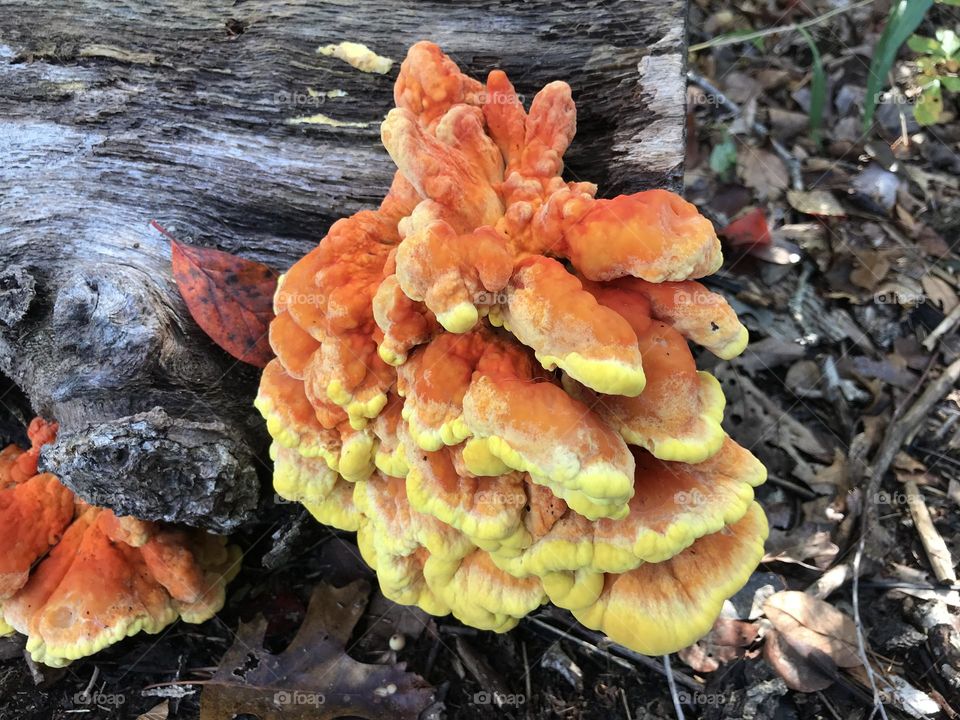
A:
[259,40,766,657]
[0,420,240,667]
[462,369,636,521]
[561,190,723,283]
[492,257,646,397]
[574,502,768,656]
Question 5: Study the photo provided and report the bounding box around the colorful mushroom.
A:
[0,419,240,667]
[258,41,767,656]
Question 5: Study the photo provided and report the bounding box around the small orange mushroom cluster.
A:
[258,42,767,655]
[0,419,239,667]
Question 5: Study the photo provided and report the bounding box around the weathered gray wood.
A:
[0,0,688,531]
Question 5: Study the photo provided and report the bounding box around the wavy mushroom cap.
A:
[562,191,723,283]
[425,549,545,632]
[403,437,529,551]
[0,472,74,600]
[1,420,240,666]
[462,373,635,520]
[259,40,768,658]
[492,256,645,397]
[573,502,768,655]
[4,508,238,667]
[0,445,24,489]
[492,438,765,579]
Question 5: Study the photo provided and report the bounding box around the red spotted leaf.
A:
[156,221,277,368]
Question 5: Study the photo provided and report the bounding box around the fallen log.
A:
[0,0,688,530]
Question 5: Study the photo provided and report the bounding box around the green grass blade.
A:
[799,28,826,146]
[863,0,934,130]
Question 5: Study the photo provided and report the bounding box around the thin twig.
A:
[853,534,890,720]
[923,302,960,351]
[806,562,854,599]
[853,357,960,719]
[569,624,703,691]
[864,357,960,533]
[664,654,685,720]
[80,667,100,700]
[817,689,845,720]
[524,618,634,673]
[521,641,532,720]
[621,688,633,720]
[904,479,957,583]
[688,0,873,52]
[524,617,704,693]
[767,473,818,499]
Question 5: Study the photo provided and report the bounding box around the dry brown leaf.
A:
[678,617,758,673]
[160,222,278,368]
[784,360,822,397]
[756,69,790,89]
[717,366,833,483]
[844,355,917,389]
[870,276,926,306]
[916,224,951,258]
[138,702,170,720]
[893,452,927,475]
[809,450,850,495]
[732,336,806,375]
[721,207,772,247]
[769,109,809,140]
[737,148,789,200]
[921,274,959,313]
[764,527,839,569]
[763,591,861,668]
[764,629,838,692]
[722,71,761,104]
[786,189,846,217]
[200,580,434,720]
[849,250,891,291]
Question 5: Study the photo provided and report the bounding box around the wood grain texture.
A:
[0,0,688,530]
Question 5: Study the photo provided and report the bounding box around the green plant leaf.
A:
[937,29,960,57]
[709,133,738,177]
[941,75,960,91]
[864,0,935,130]
[798,28,826,146]
[907,34,942,55]
[914,80,943,124]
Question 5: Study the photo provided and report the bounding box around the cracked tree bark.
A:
[0,0,688,532]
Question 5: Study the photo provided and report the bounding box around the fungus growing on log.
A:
[258,41,767,655]
[0,419,240,667]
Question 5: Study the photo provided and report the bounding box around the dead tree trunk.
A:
[0,0,689,532]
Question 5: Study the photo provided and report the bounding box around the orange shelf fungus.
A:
[259,42,767,656]
[0,420,239,667]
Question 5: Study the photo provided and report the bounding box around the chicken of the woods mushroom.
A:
[0,418,240,667]
[258,41,767,655]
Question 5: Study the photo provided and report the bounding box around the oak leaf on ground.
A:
[200,580,434,720]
